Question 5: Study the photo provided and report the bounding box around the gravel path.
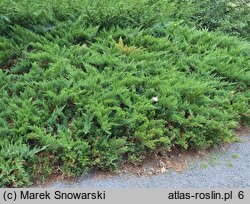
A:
[47,134,250,188]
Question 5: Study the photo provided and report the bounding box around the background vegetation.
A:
[0,0,249,187]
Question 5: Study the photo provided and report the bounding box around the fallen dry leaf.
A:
[161,166,167,174]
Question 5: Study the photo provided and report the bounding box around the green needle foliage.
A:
[0,0,249,187]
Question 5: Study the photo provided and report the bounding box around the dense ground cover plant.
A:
[190,0,250,40]
[0,0,249,187]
